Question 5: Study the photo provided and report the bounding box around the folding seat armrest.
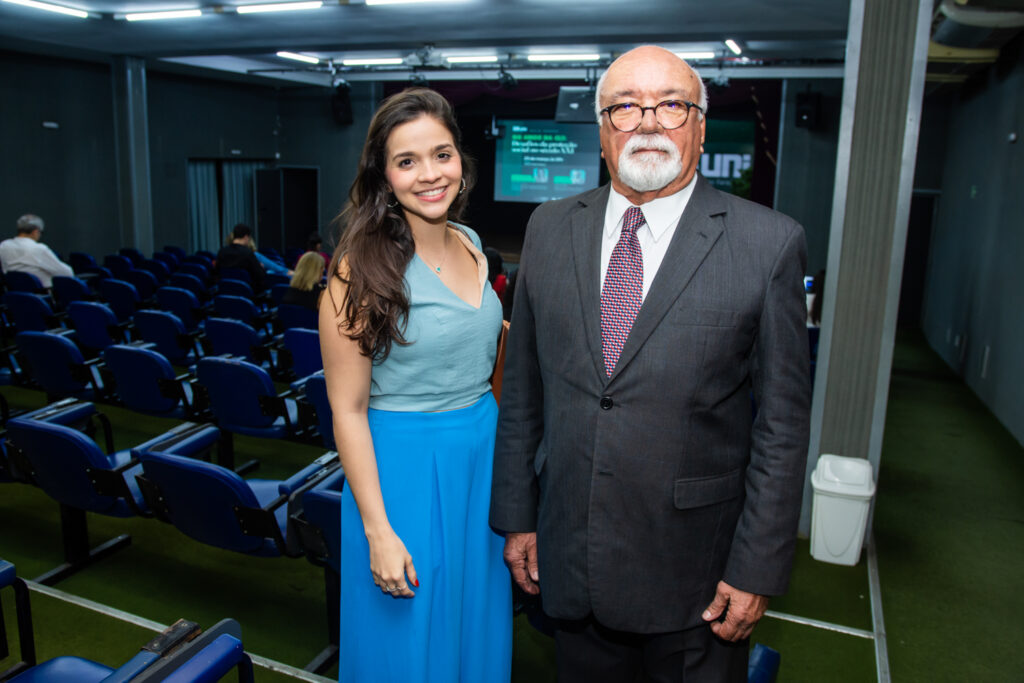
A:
[100,619,200,683]
[258,394,295,427]
[158,633,254,683]
[278,454,341,497]
[87,459,151,516]
[132,422,221,459]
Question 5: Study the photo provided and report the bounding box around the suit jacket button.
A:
[600,396,613,410]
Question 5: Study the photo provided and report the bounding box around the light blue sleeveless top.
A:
[368,225,503,412]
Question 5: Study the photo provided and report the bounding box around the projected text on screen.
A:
[494,120,601,204]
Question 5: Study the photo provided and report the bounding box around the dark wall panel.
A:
[146,72,280,250]
[0,50,119,257]
[920,52,1024,446]
[774,77,843,276]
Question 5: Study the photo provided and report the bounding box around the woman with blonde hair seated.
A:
[281,251,325,310]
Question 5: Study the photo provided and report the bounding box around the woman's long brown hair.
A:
[327,88,475,361]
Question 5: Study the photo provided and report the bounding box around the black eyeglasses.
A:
[599,100,704,132]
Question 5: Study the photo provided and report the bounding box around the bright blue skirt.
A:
[339,393,512,682]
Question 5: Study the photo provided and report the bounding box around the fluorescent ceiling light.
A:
[1,0,88,18]
[125,8,202,20]
[724,39,742,55]
[342,57,405,66]
[367,0,469,5]
[675,51,716,60]
[236,1,322,14]
[526,53,601,62]
[446,55,499,64]
[276,51,320,64]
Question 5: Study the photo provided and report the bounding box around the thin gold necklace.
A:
[420,229,450,274]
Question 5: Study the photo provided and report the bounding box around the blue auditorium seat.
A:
[51,275,92,309]
[15,330,105,401]
[280,327,322,380]
[298,371,333,449]
[118,246,145,266]
[97,278,140,323]
[173,263,210,285]
[218,267,251,287]
[135,446,337,558]
[162,244,187,261]
[276,302,318,331]
[102,344,196,418]
[66,301,125,355]
[102,254,133,279]
[155,286,206,332]
[203,317,270,365]
[216,277,255,300]
[213,294,265,328]
[133,309,202,365]
[68,251,99,272]
[5,417,220,585]
[152,250,179,271]
[139,258,171,283]
[122,268,159,301]
[168,271,208,300]
[195,355,295,440]
[3,292,62,332]
[3,271,46,293]
[290,465,343,672]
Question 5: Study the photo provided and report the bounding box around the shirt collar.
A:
[605,174,698,243]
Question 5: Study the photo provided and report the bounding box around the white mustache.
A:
[623,134,676,156]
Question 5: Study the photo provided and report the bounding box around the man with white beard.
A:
[491,46,811,682]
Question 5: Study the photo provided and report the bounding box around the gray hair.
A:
[16,214,44,233]
[594,54,709,124]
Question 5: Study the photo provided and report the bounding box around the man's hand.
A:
[503,532,540,595]
[701,580,769,641]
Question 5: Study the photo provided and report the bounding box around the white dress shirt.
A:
[0,236,74,287]
[600,176,697,301]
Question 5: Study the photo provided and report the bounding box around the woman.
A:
[281,251,324,310]
[319,88,511,682]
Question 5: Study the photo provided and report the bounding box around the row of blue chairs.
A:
[1,397,343,673]
[5,331,333,458]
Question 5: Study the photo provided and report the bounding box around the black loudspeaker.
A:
[330,84,353,126]
[555,86,597,123]
[795,91,820,129]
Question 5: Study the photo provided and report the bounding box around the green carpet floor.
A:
[2,329,1022,681]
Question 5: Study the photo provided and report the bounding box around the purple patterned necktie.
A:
[601,206,645,376]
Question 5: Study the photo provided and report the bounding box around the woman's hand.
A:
[368,528,418,598]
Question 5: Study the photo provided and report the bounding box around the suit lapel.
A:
[570,185,610,383]
[607,176,726,385]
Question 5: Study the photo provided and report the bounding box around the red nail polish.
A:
[413,579,419,587]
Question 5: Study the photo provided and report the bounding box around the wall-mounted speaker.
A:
[330,83,353,126]
[555,86,597,123]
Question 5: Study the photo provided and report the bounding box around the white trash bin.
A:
[810,454,876,566]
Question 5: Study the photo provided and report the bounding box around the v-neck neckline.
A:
[414,227,485,310]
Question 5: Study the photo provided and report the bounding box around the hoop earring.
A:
[458,178,466,195]
[387,196,398,208]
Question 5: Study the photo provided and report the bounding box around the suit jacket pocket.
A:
[673,468,745,510]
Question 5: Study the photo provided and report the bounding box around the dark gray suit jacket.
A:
[490,176,811,634]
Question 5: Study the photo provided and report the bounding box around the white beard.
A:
[616,133,683,192]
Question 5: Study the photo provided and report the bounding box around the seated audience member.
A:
[216,223,265,291]
[281,251,324,310]
[0,214,74,287]
[484,246,507,303]
[306,232,331,270]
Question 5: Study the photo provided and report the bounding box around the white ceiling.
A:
[0,0,852,86]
